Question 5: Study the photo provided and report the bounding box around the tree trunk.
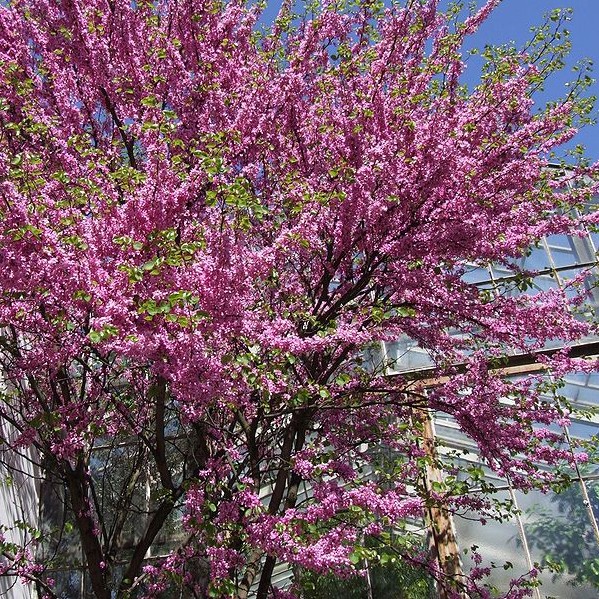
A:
[65,461,111,599]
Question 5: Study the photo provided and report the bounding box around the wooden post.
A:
[420,411,466,599]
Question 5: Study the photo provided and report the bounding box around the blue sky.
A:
[261,1,599,164]
[466,0,599,163]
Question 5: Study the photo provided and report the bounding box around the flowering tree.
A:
[0,0,597,597]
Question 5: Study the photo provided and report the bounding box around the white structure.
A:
[0,418,40,598]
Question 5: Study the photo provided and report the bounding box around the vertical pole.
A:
[563,426,599,545]
[507,483,542,599]
[364,557,374,599]
[145,467,152,559]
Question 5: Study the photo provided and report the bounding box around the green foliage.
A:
[297,555,434,599]
[525,475,599,589]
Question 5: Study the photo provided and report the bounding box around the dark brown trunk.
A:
[66,461,110,599]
